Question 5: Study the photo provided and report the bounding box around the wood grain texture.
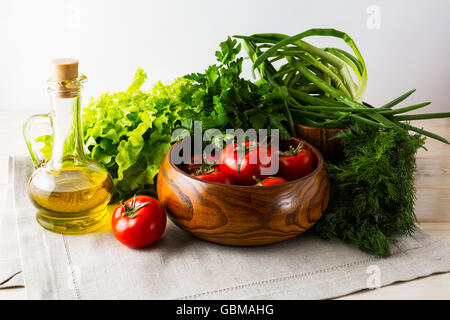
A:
[414,120,450,222]
[294,123,345,161]
[157,138,330,246]
[294,103,375,161]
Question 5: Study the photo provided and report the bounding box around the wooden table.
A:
[0,111,449,300]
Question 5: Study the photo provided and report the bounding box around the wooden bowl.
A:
[156,138,330,246]
[294,124,346,161]
[294,103,373,161]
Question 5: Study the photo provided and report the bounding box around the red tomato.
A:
[112,195,166,249]
[191,170,234,185]
[278,143,315,181]
[254,176,287,186]
[219,141,272,185]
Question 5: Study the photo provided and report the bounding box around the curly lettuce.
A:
[82,69,192,199]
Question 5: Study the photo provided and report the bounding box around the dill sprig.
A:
[315,124,425,257]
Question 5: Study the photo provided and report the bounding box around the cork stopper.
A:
[49,58,84,98]
[50,58,79,81]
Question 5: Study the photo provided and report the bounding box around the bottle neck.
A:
[49,92,87,168]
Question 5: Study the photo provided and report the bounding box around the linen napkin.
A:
[6,154,450,299]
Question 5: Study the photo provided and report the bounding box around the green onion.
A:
[394,112,450,121]
[380,89,416,109]
[236,28,450,143]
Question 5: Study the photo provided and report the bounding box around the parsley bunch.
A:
[181,37,290,139]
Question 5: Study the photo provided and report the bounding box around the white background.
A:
[1,0,449,112]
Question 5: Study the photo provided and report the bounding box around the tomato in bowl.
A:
[156,138,330,246]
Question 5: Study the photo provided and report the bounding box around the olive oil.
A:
[28,164,114,233]
[24,59,114,233]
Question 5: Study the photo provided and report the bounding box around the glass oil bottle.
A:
[23,59,114,233]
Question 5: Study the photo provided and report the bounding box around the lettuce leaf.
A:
[80,70,192,200]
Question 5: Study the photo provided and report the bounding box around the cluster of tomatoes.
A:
[111,141,315,250]
[182,141,315,186]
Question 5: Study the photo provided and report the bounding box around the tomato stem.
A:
[120,195,151,219]
[279,142,304,157]
[252,175,263,186]
[192,162,217,176]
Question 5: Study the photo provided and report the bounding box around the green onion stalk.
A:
[235,29,450,144]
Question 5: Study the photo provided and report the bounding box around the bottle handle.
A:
[23,113,53,167]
